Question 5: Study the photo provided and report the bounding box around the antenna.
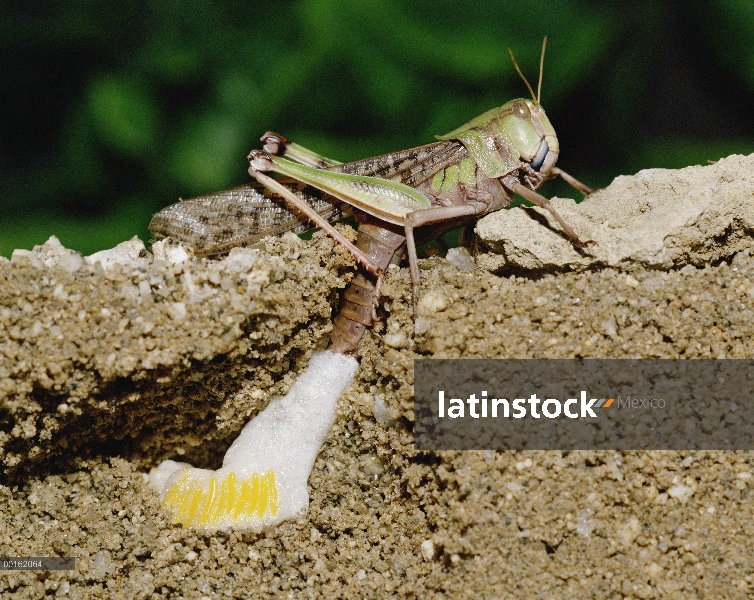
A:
[537,36,547,104]
[508,46,537,104]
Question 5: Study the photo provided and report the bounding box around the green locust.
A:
[151,38,593,353]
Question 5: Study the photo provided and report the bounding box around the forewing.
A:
[263,156,432,225]
[149,182,346,256]
[150,139,467,255]
[330,139,468,189]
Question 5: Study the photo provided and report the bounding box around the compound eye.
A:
[512,101,531,120]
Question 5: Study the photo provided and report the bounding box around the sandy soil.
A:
[2,156,754,599]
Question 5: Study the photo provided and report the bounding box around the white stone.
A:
[420,539,435,561]
[87,237,151,271]
[667,484,695,502]
[446,247,476,272]
[475,154,754,274]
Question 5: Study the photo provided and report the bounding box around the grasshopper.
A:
[150,38,593,353]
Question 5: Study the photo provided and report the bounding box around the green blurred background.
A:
[2,0,753,257]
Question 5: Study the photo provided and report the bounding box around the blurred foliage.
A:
[1,0,753,256]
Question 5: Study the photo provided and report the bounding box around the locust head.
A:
[498,98,558,177]
[502,37,559,177]
[436,38,559,182]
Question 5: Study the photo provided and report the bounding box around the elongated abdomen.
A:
[328,220,405,354]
